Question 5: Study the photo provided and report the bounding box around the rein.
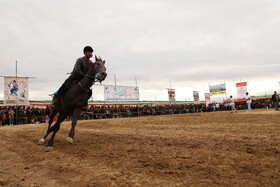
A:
[78,82,88,92]
[84,74,95,79]
[78,74,98,91]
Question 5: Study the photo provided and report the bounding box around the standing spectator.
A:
[271,91,279,111]
[244,92,252,112]
[8,107,15,125]
[17,106,24,124]
[212,102,216,111]
[228,95,237,113]
[0,108,4,126]
[22,109,28,124]
[27,107,33,124]
[0,112,2,126]
[215,102,220,112]
[2,114,7,126]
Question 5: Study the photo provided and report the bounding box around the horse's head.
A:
[93,55,107,82]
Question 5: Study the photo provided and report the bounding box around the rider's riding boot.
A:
[51,76,75,107]
[51,96,57,107]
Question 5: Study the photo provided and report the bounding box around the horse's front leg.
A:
[45,112,68,151]
[66,108,82,144]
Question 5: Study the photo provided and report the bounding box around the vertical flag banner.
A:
[4,76,29,105]
[205,93,211,106]
[168,89,176,104]
[104,85,139,101]
[209,84,226,95]
[236,82,247,99]
[193,91,200,104]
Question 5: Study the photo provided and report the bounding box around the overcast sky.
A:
[0,0,280,101]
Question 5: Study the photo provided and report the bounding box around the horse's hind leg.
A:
[46,108,59,133]
[45,113,68,151]
[66,108,82,144]
[38,108,58,145]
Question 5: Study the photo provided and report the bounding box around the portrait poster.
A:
[4,76,29,105]
[193,91,200,104]
[168,89,176,104]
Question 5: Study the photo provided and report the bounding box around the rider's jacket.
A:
[71,57,94,80]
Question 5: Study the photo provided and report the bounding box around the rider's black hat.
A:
[83,46,94,52]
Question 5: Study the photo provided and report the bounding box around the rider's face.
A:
[84,51,93,59]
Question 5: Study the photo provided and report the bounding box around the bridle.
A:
[78,63,105,91]
[84,74,96,79]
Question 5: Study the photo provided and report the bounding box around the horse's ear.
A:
[95,55,98,61]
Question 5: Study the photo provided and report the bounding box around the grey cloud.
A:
[0,0,280,100]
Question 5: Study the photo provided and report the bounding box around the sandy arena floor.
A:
[0,109,279,187]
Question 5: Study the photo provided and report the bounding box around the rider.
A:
[52,46,94,105]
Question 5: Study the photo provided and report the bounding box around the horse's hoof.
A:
[45,146,54,152]
[65,137,74,144]
[37,138,45,145]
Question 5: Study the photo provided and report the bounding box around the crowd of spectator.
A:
[0,98,275,126]
[0,106,51,126]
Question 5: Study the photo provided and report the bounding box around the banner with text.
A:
[104,85,139,101]
[209,84,226,96]
[236,82,247,99]
[4,77,29,105]
[205,93,211,106]
[168,89,176,104]
[193,91,200,104]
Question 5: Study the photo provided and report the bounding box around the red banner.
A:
[236,82,247,87]
[236,82,247,100]
[205,93,211,106]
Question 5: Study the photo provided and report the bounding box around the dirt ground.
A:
[0,109,279,187]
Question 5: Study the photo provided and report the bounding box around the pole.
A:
[135,77,137,87]
[169,80,172,89]
[114,74,116,86]
[15,60,18,124]
[224,80,227,101]
[16,60,18,78]
[203,83,206,95]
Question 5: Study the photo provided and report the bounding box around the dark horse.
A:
[38,56,107,151]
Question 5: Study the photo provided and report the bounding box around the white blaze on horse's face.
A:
[95,61,107,81]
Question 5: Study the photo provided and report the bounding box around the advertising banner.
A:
[209,84,226,96]
[4,76,29,105]
[104,85,139,101]
[205,93,211,106]
[167,89,176,104]
[236,82,247,99]
[193,91,200,104]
